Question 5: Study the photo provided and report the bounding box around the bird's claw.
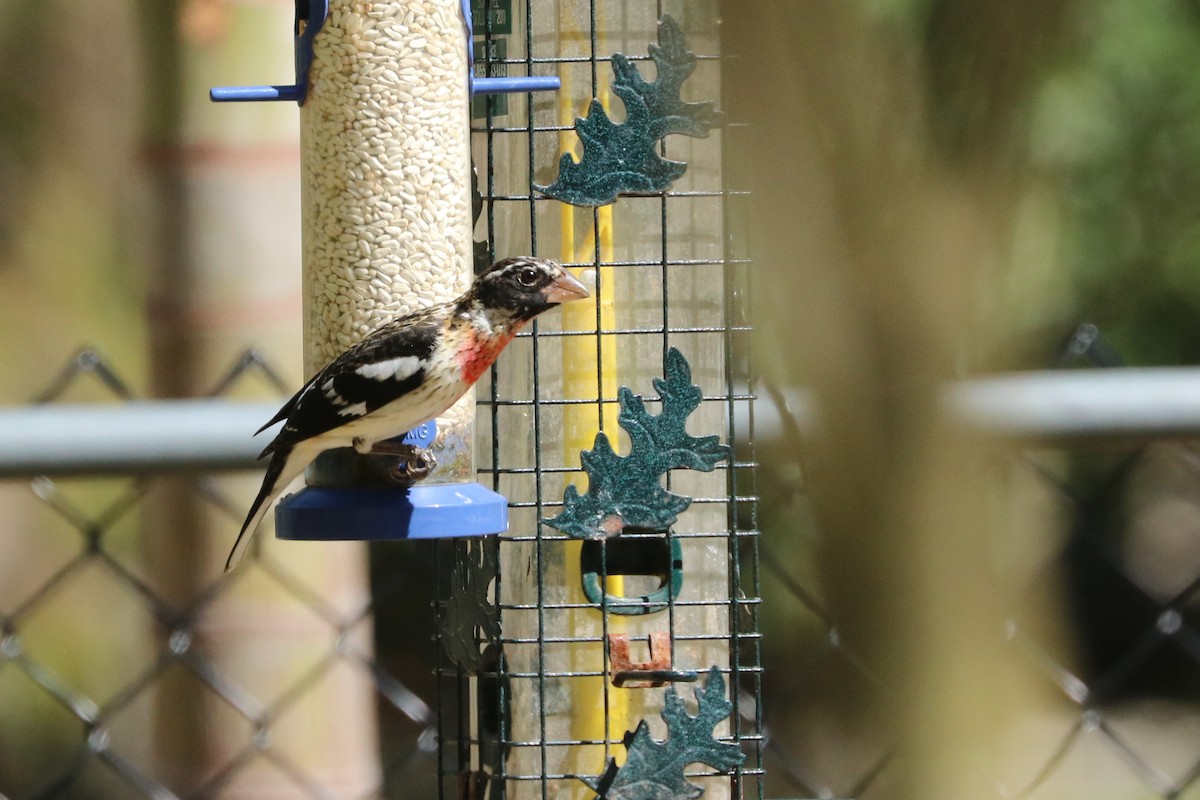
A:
[364,439,437,483]
[388,448,437,484]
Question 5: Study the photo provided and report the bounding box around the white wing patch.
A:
[320,377,348,406]
[338,401,368,417]
[356,356,421,382]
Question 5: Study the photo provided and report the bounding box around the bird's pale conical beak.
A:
[543,269,590,304]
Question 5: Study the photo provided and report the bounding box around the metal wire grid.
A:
[0,350,439,799]
[436,1,762,797]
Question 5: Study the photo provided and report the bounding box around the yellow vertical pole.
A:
[559,59,628,775]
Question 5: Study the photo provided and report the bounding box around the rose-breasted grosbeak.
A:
[228,256,589,571]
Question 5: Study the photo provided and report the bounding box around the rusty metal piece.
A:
[608,632,698,688]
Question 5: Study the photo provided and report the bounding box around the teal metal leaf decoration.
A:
[581,666,745,800]
[439,538,500,672]
[545,348,729,540]
[537,15,721,207]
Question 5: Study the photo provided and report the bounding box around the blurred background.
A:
[3,0,1200,798]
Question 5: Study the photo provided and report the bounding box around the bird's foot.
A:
[388,448,437,483]
[361,439,437,484]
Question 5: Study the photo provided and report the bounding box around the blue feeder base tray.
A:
[275,482,508,541]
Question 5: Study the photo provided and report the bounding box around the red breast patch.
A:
[456,327,518,384]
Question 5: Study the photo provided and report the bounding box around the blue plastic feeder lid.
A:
[275,482,508,541]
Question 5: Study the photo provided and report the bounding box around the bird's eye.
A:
[517,266,540,287]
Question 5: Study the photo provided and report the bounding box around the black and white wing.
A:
[259,311,443,454]
[226,312,445,572]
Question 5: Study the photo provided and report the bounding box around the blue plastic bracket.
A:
[399,420,437,449]
[209,0,556,105]
[276,482,508,541]
[274,417,509,541]
[463,0,560,97]
[210,0,328,105]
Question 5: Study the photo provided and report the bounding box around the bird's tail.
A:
[226,444,309,572]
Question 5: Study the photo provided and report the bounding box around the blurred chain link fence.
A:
[6,329,1200,799]
[758,326,1200,799]
[759,445,1200,799]
[0,349,439,799]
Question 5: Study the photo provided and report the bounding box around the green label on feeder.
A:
[472,39,509,120]
[471,0,513,34]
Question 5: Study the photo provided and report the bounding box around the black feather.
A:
[466,257,563,321]
[256,317,440,453]
[256,386,302,435]
[227,445,292,571]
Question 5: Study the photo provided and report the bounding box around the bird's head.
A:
[470,257,590,322]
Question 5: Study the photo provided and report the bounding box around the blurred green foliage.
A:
[825,0,1200,367]
[0,0,146,405]
[1027,0,1200,364]
[728,0,1200,794]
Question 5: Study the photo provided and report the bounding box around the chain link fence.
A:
[0,349,440,799]
[756,328,1200,799]
[5,329,1200,799]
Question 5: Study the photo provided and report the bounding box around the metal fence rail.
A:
[0,401,280,477]
[7,367,1200,477]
